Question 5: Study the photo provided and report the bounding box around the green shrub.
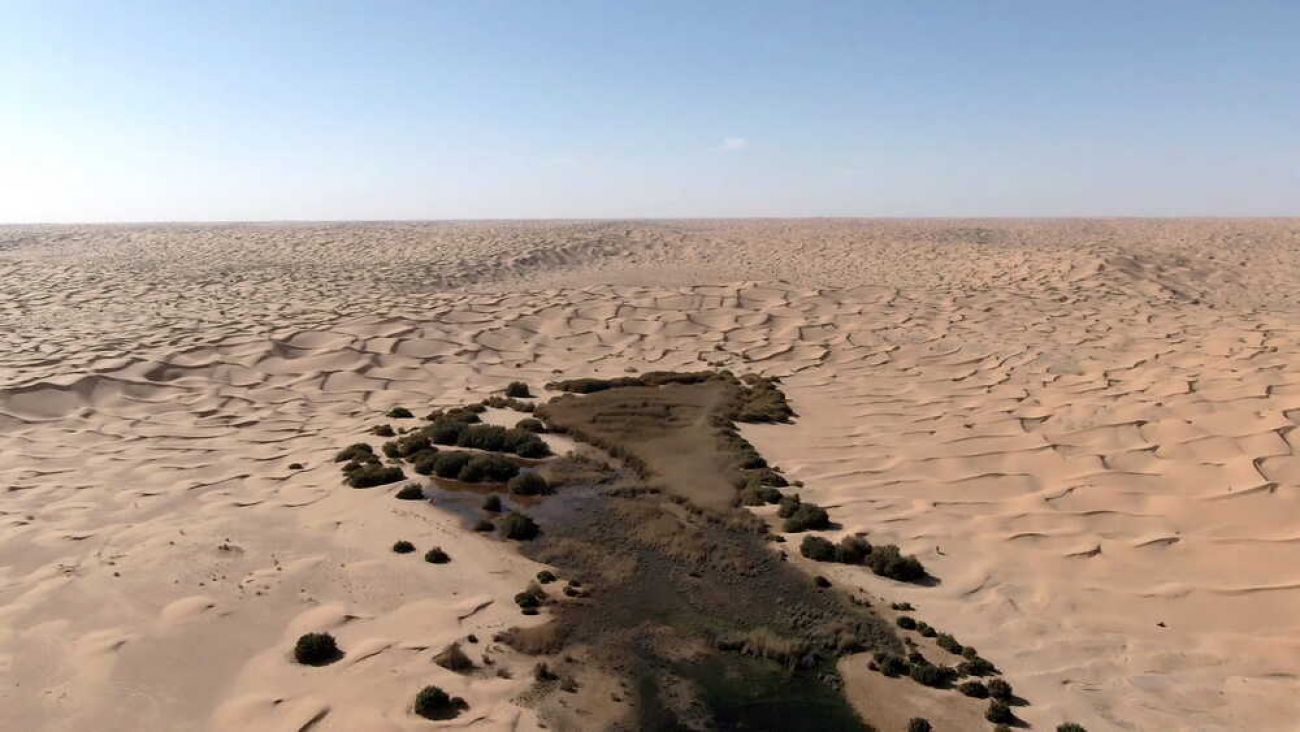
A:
[293,632,341,665]
[386,406,413,418]
[835,534,872,564]
[346,464,404,488]
[959,680,989,698]
[986,700,1014,724]
[872,652,908,677]
[392,540,415,554]
[800,535,836,561]
[917,622,937,638]
[907,720,932,732]
[516,417,545,433]
[507,471,551,496]
[958,656,997,677]
[431,451,472,478]
[334,443,374,462]
[936,633,964,655]
[413,685,468,720]
[782,502,830,532]
[909,662,955,688]
[895,616,917,630]
[410,450,440,475]
[776,494,802,518]
[514,581,546,610]
[866,544,927,582]
[505,381,531,398]
[394,483,424,500]
[428,418,470,445]
[482,494,503,512]
[987,678,1012,700]
[500,512,539,540]
[458,453,520,483]
[424,547,450,564]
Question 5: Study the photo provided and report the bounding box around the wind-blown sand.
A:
[2,219,1299,730]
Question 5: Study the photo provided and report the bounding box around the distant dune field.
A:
[2,219,1299,730]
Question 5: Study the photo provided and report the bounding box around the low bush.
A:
[907,720,932,732]
[936,633,964,655]
[895,616,917,631]
[516,417,545,433]
[909,662,955,688]
[782,502,830,532]
[482,494,503,512]
[386,406,413,419]
[800,535,836,561]
[739,483,782,506]
[958,656,997,677]
[473,518,495,532]
[458,453,520,483]
[507,471,551,496]
[986,700,1014,724]
[866,544,927,583]
[424,547,450,564]
[334,443,374,463]
[835,534,872,564]
[500,512,540,540]
[392,540,415,554]
[345,464,404,488]
[372,424,395,437]
[917,622,937,638]
[1057,724,1087,732]
[505,381,531,398]
[410,450,440,475]
[987,678,1013,700]
[413,685,468,721]
[536,570,557,584]
[293,632,341,666]
[430,451,472,478]
[394,483,425,500]
[959,680,989,698]
[872,652,909,677]
[288,462,304,470]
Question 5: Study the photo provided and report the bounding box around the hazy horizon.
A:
[4,1,1298,223]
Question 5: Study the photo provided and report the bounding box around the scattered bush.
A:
[936,633,964,655]
[482,494,503,512]
[907,720,932,732]
[505,381,531,398]
[872,652,909,677]
[917,622,937,638]
[345,464,404,488]
[334,443,374,463]
[783,502,830,533]
[372,424,395,437]
[1057,724,1087,732]
[413,685,468,721]
[458,453,520,483]
[740,483,783,506]
[293,632,341,666]
[514,581,546,610]
[985,700,1014,724]
[959,680,989,698]
[958,656,997,677]
[987,678,1013,700]
[896,616,917,631]
[288,462,304,470]
[866,544,927,583]
[424,547,450,564]
[410,450,440,475]
[500,512,540,540]
[776,494,802,518]
[800,535,836,561]
[835,534,872,564]
[386,406,413,419]
[516,417,545,433]
[392,540,415,554]
[394,483,425,500]
[473,518,495,532]
[508,471,551,496]
[386,432,432,458]
[428,418,470,445]
[430,451,472,478]
[536,570,557,584]
[909,662,955,688]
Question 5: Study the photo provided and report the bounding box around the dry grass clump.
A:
[716,627,810,668]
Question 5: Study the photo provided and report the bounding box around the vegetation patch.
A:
[293,632,342,666]
[413,685,468,721]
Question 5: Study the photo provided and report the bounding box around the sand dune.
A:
[2,220,1299,730]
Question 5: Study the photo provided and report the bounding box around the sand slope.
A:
[2,220,1299,730]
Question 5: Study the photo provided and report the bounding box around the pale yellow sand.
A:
[2,220,1299,730]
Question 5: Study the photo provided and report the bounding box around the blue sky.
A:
[2,1,1297,221]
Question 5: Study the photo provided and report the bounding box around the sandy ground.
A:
[2,219,1299,730]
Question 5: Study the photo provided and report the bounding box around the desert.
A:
[2,219,1299,730]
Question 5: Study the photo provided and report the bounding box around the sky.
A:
[1,1,1298,222]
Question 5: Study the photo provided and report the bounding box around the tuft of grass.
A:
[392,540,415,554]
[473,518,495,532]
[424,547,450,564]
[334,443,374,463]
[895,616,917,630]
[1057,724,1087,732]
[386,406,413,419]
[293,632,341,666]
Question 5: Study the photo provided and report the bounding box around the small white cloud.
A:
[717,137,748,152]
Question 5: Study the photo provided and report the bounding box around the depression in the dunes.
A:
[3,3,1300,732]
